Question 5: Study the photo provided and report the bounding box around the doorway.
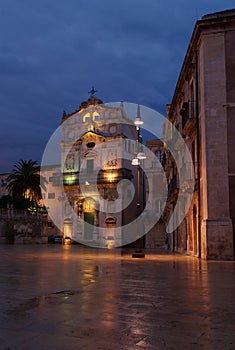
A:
[84,212,94,240]
[193,205,197,255]
[83,198,96,241]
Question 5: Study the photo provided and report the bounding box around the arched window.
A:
[155,150,162,167]
[83,198,96,212]
[83,113,91,122]
[155,150,162,162]
[93,112,100,121]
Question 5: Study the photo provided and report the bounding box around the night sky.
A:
[1,0,234,173]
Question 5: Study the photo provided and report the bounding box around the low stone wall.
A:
[0,209,48,244]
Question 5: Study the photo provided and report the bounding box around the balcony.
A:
[97,168,133,184]
[63,172,79,186]
[180,161,196,193]
[181,102,196,135]
[63,168,133,186]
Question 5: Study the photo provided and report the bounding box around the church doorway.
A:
[84,212,95,240]
[83,198,96,241]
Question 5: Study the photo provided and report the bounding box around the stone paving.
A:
[0,245,235,350]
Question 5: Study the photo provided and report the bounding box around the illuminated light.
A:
[63,218,73,235]
[134,104,144,127]
[137,152,146,160]
[134,117,144,127]
[131,158,139,166]
[106,236,115,249]
[24,188,33,199]
[64,174,76,185]
[106,172,117,182]
[63,237,71,245]
[83,198,95,212]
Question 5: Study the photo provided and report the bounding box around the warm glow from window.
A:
[93,112,100,121]
[63,219,73,238]
[106,172,117,182]
[64,174,76,185]
[83,199,95,212]
[25,189,31,198]
[83,113,91,122]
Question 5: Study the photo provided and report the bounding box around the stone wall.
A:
[145,220,166,249]
[0,209,48,244]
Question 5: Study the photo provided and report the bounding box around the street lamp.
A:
[132,105,146,258]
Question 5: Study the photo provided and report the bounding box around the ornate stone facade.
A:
[42,97,141,248]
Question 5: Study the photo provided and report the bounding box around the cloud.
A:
[0,0,234,172]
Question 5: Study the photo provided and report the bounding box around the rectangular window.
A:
[48,193,55,199]
[156,150,162,163]
[87,159,94,173]
[47,221,54,228]
[49,175,60,186]
[190,82,195,118]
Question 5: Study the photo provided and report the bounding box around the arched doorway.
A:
[104,216,116,248]
[63,218,73,238]
[193,205,198,255]
[181,218,187,252]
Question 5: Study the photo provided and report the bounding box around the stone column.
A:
[200,32,233,259]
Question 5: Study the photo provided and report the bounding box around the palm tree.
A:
[7,159,46,202]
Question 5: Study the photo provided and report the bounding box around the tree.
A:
[7,160,46,202]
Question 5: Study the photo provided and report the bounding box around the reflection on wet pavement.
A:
[0,245,234,349]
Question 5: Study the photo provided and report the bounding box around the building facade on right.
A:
[164,9,235,259]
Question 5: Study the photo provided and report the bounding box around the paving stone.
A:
[0,245,234,349]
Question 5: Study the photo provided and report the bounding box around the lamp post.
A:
[132,105,146,258]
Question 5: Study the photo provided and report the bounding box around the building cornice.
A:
[168,9,235,120]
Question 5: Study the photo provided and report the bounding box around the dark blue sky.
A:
[1,0,234,173]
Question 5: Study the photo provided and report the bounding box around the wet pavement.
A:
[0,245,235,350]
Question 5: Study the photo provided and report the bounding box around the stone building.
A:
[144,139,166,249]
[39,164,62,237]
[42,95,145,248]
[163,9,235,259]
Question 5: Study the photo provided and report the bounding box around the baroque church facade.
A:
[41,95,153,248]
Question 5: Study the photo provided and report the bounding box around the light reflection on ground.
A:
[0,245,234,349]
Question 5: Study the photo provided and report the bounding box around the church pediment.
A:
[80,130,105,143]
